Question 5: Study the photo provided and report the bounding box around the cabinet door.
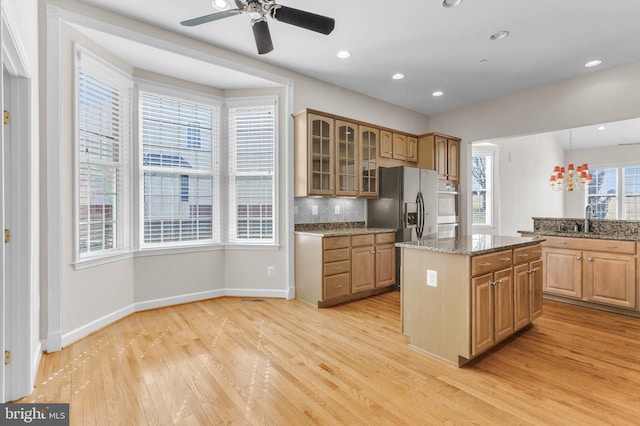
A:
[435,135,448,180]
[583,251,636,308]
[472,273,494,356]
[308,114,334,195]
[351,245,375,293]
[376,243,396,287]
[379,130,393,159]
[513,263,531,331]
[359,126,378,197]
[392,133,408,161]
[447,139,460,182]
[335,120,358,196]
[407,136,418,163]
[529,259,543,320]
[543,248,582,298]
[493,268,514,343]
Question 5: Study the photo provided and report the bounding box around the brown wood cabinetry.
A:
[407,136,418,163]
[335,120,359,196]
[295,231,396,307]
[392,133,407,161]
[417,133,460,182]
[542,237,637,309]
[513,245,543,331]
[471,250,514,356]
[359,126,379,197]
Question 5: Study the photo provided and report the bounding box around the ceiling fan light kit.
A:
[181,0,335,54]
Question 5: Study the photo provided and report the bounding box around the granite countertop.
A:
[396,234,543,256]
[295,227,396,237]
[518,229,638,241]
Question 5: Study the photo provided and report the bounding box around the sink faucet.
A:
[584,204,594,233]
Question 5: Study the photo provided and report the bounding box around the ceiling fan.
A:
[180,0,335,55]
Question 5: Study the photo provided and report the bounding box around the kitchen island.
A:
[397,235,544,366]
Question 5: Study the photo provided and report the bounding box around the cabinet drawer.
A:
[324,274,349,300]
[323,236,350,250]
[472,249,513,276]
[513,244,543,264]
[324,248,349,263]
[543,236,636,254]
[351,234,374,247]
[324,260,349,276]
[375,232,395,244]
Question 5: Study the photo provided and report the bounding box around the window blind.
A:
[140,92,219,246]
[228,103,276,243]
[76,48,132,258]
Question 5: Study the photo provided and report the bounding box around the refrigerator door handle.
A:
[416,191,425,239]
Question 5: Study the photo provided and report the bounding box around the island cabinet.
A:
[542,237,636,309]
[295,231,396,307]
[399,237,543,366]
[471,250,514,356]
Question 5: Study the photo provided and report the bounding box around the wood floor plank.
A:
[18,292,640,425]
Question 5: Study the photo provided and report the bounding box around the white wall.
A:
[431,61,640,235]
[493,133,565,235]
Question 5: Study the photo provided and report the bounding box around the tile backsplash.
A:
[294,197,365,224]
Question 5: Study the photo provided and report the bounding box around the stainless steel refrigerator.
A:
[367,166,438,284]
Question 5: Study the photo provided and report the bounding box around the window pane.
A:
[471,153,492,226]
[228,103,275,242]
[623,166,640,220]
[587,168,617,219]
[140,92,219,246]
[77,48,130,258]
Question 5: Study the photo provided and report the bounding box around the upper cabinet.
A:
[379,130,393,159]
[418,133,461,183]
[392,133,408,161]
[294,110,379,198]
[359,126,379,197]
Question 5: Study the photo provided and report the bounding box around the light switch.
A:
[426,269,437,287]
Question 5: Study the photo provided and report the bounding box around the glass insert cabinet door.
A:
[335,120,358,196]
[308,114,334,195]
[359,126,378,197]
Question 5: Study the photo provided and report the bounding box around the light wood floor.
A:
[19,292,640,425]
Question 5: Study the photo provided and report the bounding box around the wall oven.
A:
[437,181,459,237]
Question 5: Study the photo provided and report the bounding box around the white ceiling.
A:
[73,0,640,117]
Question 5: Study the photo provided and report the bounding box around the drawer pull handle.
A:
[534,250,542,254]
[334,284,343,288]
[499,257,512,262]
[518,253,529,257]
[604,245,618,249]
[576,256,581,260]
[557,242,568,245]
[335,267,343,270]
[588,258,593,262]
[479,262,492,267]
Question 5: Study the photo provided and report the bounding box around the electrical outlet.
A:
[334,205,341,214]
[267,266,275,276]
[426,269,437,287]
[312,205,318,215]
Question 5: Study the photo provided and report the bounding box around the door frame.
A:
[1,0,35,402]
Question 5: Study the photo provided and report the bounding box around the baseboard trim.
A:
[52,288,288,350]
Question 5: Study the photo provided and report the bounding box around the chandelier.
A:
[549,129,593,191]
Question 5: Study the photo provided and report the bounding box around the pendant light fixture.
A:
[549,129,593,191]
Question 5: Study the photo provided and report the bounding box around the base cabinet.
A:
[295,232,396,307]
[471,268,513,356]
[514,244,543,331]
[542,237,637,310]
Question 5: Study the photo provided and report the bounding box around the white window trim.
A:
[136,81,223,250]
[225,96,279,246]
[471,146,498,232]
[73,44,134,266]
[585,162,640,220]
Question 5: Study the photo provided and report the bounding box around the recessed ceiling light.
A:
[337,50,351,59]
[598,126,606,131]
[489,30,509,41]
[212,0,230,10]
[432,91,444,97]
[392,73,405,80]
[585,59,603,68]
[442,0,463,7]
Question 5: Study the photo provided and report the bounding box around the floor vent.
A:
[241,298,265,303]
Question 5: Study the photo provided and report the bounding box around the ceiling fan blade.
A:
[252,19,274,55]
[180,9,242,27]
[270,5,335,35]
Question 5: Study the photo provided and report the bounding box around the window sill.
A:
[73,251,134,271]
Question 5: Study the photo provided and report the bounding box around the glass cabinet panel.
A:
[336,120,358,196]
[360,126,379,197]
[309,115,333,194]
